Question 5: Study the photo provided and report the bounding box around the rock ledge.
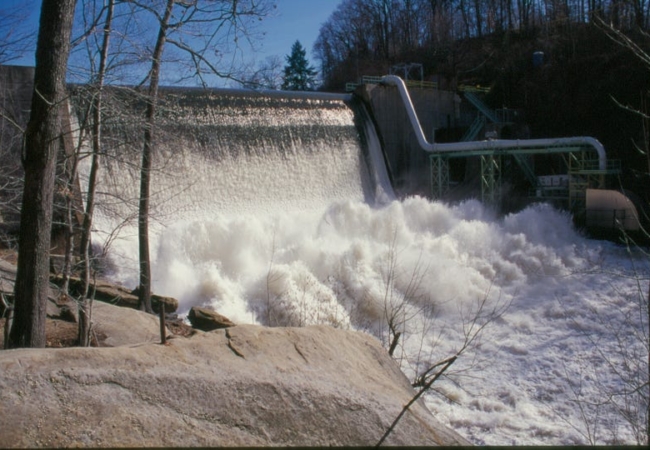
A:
[0,324,470,447]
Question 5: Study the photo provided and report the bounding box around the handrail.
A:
[347,75,489,92]
[461,115,485,142]
[458,84,491,93]
[464,91,500,124]
[380,75,608,171]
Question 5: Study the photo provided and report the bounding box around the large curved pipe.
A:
[381,75,607,171]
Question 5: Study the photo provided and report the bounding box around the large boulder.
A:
[0,325,470,447]
[1,258,76,322]
[3,264,178,321]
[91,301,163,347]
[188,305,235,331]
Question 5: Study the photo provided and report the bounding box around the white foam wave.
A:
[141,197,589,322]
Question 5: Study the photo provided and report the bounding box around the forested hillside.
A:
[314,0,650,192]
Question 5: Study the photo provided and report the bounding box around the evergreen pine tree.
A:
[282,40,317,91]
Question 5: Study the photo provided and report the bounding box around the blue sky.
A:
[3,0,339,67]
[260,0,339,61]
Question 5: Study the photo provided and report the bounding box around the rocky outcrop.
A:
[188,306,236,331]
[90,301,164,347]
[0,294,167,349]
[0,323,471,447]
[2,258,178,319]
[51,275,179,313]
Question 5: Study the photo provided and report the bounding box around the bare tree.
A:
[0,1,37,65]
[376,273,509,446]
[545,19,650,445]
[8,0,78,348]
[0,3,37,247]
[241,55,284,90]
[600,20,650,442]
[136,0,175,314]
[77,0,116,346]
[375,232,432,358]
[127,0,274,315]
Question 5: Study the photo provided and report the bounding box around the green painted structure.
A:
[358,74,621,214]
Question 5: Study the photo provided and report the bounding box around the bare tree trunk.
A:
[59,103,81,296]
[1,293,13,349]
[377,355,457,447]
[473,0,483,36]
[138,0,175,314]
[8,0,77,348]
[78,0,115,347]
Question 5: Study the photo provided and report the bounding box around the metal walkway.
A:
[462,90,542,189]
[429,139,620,209]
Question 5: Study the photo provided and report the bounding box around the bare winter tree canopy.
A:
[0,1,37,65]
[66,0,277,87]
[3,0,276,347]
[121,0,275,314]
[314,0,650,87]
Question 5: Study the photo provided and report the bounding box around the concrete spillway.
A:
[81,87,394,225]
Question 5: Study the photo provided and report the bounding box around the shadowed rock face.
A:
[0,323,470,447]
[50,275,179,314]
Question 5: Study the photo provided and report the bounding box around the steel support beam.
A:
[481,154,501,205]
[430,155,450,200]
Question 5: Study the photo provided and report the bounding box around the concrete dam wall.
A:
[70,85,394,227]
[355,82,461,197]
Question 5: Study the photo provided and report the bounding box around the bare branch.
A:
[376,355,457,447]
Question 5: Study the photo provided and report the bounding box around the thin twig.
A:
[376,355,457,447]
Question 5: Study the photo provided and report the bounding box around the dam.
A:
[66,84,399,322]
[66,82,646,447]
[1,64,642,245]
[1,65,648,446]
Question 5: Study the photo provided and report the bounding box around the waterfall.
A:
[79,87,395,302]
[77,86,647,446]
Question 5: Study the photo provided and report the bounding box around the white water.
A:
[84,91,649,445]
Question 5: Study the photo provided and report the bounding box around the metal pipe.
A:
[381,75,608,171]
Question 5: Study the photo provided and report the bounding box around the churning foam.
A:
[149,197,587,321]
